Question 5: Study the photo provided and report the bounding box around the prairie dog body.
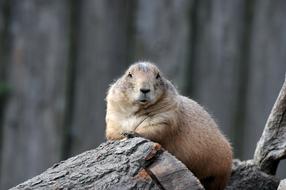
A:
[105,62,232,190]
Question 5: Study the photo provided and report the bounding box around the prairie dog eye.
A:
[156,73,160,79]
[128,73,132,78]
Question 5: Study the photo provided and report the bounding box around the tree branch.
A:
[254,74,286,175]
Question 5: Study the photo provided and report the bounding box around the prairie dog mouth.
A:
[137,93,151,104]
[139,99,149,104]
[138,96,150,104]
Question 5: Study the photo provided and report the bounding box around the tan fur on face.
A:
[105,62,233,190]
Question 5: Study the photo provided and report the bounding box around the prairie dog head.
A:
[109,62,167,107]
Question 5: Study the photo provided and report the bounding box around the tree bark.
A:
[11,137,203,190]
[226,160,279,190]
[0,0,70,189]
[254,75,286,175]
[225,75,286,189]
[10,137,281,190]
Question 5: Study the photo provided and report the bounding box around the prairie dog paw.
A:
[121,131,141,139]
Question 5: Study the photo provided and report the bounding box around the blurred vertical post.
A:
[185,0,250,157]
[0,0,4,71]
[69,0,134,156]
[0,0,70,189]
[0,0,8,82]
[243,0,286,162]
[134,0,192,91]
[0,0,5,179]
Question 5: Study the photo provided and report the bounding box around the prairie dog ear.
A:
[127,72,133,78]
[156,73,161,79]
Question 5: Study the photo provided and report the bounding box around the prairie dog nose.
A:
[140,88,150,94]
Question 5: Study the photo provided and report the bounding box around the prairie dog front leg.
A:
[135,122,169,143]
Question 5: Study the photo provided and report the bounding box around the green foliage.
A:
[0,82,10,96]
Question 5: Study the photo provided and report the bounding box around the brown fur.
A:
[105,62,233,190]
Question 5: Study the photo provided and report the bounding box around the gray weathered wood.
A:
[11,137,203,190]
[278,179,286,190]
[69,0,133,156]
[148,151,204,190]
[254,75,286,175]
[10,135,283,190]
[226,160,279,190]
[0,0,70,189]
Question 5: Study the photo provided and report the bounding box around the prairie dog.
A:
[105,62,232,190]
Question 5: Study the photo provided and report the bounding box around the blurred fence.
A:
[0,0,286,189]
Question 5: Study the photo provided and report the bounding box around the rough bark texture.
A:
[254,76,286,175]
[148,151,203,190]
[0,1,70,189]
[226,160,279,190]
[10,138,283,190]
[11,137,203,190]
[278,179,286,190]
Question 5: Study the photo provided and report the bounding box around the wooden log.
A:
[11,137,203,190]
[254,75,286,175]
[148,151,203,190]
[226,159,279,190]
[11,136,282,190]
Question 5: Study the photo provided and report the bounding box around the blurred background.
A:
[0,0,286,189]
